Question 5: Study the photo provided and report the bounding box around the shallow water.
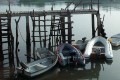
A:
[1,0,120,80]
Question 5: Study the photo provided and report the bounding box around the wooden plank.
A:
[33,31,47,32]
[68,13,72,44]
[2,41,9,43]
[2,49,8,51]
[3,53,8,55]
[3,62,9,65]
[35,25,51,26]
[52,21,73,25]
[4,57,9,60]
[2,33,8,36]
[1,29,8,31]
[34,19,51,21]
[49,34,74,36]
[1,36,8,38]
[31,35,49,37]
[0,18,10,20]
[32,39,49,42]
[0,9,98,17]
[0,24,8,26]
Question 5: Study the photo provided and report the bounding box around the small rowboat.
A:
[109,33,120,46]
[17,48,58,77]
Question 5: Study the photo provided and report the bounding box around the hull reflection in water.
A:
[19,60,112,80]
[0,66,15,80]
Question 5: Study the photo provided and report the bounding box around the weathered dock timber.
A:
[0,0,107,79]
[0,9,98,17]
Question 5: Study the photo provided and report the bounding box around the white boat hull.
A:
[84,36,113,60]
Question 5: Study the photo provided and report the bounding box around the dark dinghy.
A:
[56,43,85,66]
[17,48,58,77]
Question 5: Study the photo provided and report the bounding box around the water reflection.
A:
[15,60,113,80]
[0,66,15,80]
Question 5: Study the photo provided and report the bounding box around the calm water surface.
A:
[1,0,120,80]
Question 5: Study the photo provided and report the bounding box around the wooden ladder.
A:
[31,11,50,59]
[0,14,14,78]
[49,13,74,51]
[49,15,61,51]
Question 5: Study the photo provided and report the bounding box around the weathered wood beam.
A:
[0,9,98,17]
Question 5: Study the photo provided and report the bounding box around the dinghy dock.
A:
[0,0,107,79]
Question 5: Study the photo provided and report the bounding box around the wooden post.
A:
[96,13,101,36]
[98,0,100,13]
[44,13,46,47]
[53,16,56,51]
[67,11,72,44]
[56,19,61,46]
[51,15,55,51]
[8,0,11,11]
[26,16,31,62]
[91,0,93,9]
[38,16,42,48]
[32,10,36,60]
[60,16,66,43]
[0,17,4,65]
[7,13,13,67]
[91,0,95,38]
[92,14,95,38]
[15,16,21,67]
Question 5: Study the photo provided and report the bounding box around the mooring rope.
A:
[18,26,26,43]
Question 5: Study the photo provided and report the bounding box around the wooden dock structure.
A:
[0,0,107,78]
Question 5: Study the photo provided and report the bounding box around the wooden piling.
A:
[96,13,101,36]
[60,16,66,43]
[0,17,4,64]
[26,16,31,62]
[43,13,46,47]
[15,16,21,66]
[32,10,36,60]
[38,16,42,48]
[67,10,72,44]
[92,14,95,38]
[50,15,55,51]
[7,12,14,67]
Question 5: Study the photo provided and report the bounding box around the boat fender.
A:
[108,37,112,42]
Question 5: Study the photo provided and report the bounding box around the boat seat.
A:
[28,63,47,72]
[36,63,47,68]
